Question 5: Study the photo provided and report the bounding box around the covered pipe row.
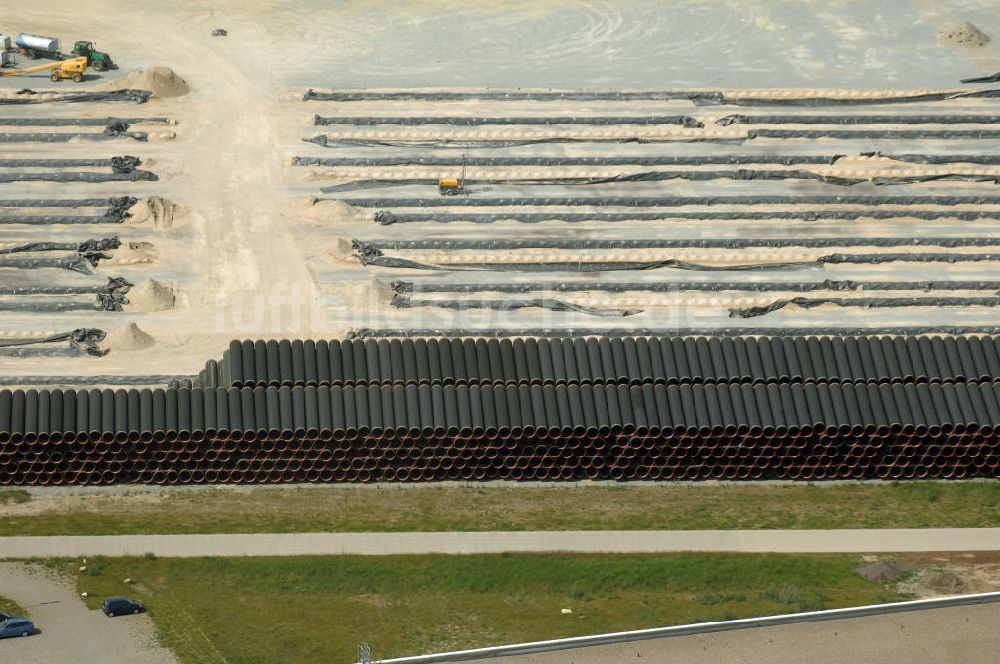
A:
[0,435,996,484]
[6,381,1000,444]
[193,335,1000,390]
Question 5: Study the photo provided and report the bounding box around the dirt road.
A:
[2,528,1000,557]
[0,563,177,664]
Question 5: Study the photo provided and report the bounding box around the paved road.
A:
[447,601,1000,664]
[0,563,177,664]
[1,528,1000,558]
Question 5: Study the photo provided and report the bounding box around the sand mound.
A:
[127,279,176,312]
[106,241,156,266]
[305,199,368,223]
[110,66,190,98]
[940,21,990,47]
[920,571,965,594]
[126,196,180,228]
[105,322,155,352]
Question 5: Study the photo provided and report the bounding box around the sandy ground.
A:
[2,1,1000,387]
[0,563,177,664]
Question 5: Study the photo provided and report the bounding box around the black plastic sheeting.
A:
[0,375,182,387]
[0,254,111,273]
[390,295,641,317]
[297,153,1000,167]
[356,237,1000,251]
[371,210,1000,224]
[732,297,1000,318]
[0,238,120,256]
[718,114,1000,125]
[304,136,739,149]
[340,194,1000,208]
[314,114,704,127]
[0,196,137,225]
[303,88,1000,105]
[389,279,1000,294]
[0,130,147,142]
[296,155,842,166]
[0,117,167,126]
[747,128,1000,140]
[0,198,124,207]
[320,170,866,193]
[0,329,105,357]
[0,89,151,105]
[351,326,1000,339]
[0,156,140,170]
[202,335,1000,390]
[876,153,1000,165]
[0,238,119,274]
[962,73,1000,84]
[0,170,157,183]
[357,252,1000,273]
[0,277,132,312]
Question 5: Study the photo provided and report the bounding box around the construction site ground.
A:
[3,1,1000,385]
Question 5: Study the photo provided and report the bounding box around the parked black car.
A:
[102,596,144,617]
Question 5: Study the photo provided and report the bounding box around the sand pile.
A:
[104,322,155,352]
[939,21,990,47]
[305,199,368,224]
[127,279,176,312]
[106,241,156,266]
[109,66,190,98]
[919,571,965,594]
[126,196,180,228]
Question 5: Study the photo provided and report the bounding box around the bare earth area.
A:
[3,1,1000,383]
[0,562,177,664]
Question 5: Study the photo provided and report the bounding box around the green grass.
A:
[1,482,999,536]
[0,489,29,506]
[0,594,26,617]
[70,553,904,664]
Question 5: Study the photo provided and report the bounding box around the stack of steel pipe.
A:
[1,361,1000,484]
[196,336,1000,390]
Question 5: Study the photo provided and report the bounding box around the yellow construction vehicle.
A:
[0,56,88,82]
[438,157,468,195]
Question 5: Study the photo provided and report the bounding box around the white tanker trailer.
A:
[15,33,61,60]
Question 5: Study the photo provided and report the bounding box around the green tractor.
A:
[70,41,114,71]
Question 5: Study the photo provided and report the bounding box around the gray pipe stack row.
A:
[0,334,999,485]
[1,380,1000,485]
[192,336,1000,391]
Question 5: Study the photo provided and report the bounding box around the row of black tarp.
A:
[0,196,137,225]
[302,88,1000,105]
[370,210,1000,224]
[311,114,1000,127]
[387,279,1000,294]
[6,380,1000,443]
[195,336,1000,390]
[0,89,151,105]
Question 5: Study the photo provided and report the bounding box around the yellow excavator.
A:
[0,56,88,82]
